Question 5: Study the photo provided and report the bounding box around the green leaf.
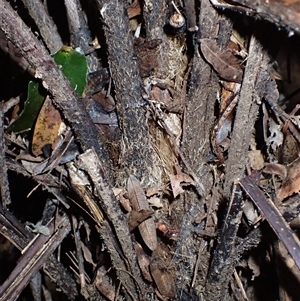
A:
[53,46,88,97]
[7,80,46,133]
[8,46,88,133]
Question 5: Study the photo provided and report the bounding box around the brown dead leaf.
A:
[263,162,287,179]
[127,0,141,18]
[134,243,152,282]
[146,186,162,197]
[219,82,238,112]
[280,131,300,164]
[115,188,132,212]
[169,174,184,197]
[169,164,195,198]
[151,86,172,105]
[248,150,265,170]
[150,266,176,299]
[32,96,61,156]
[150,245,177,299]
[277,158,300,201]
[94,267,115,301]
[11,103,20,120]
[128,209,154,232]
[248,255,261,279]
[91,90,115,112]
[119,196,132,212]
[200,39,243,82]
[148,196,163,208]
[127,175,157,251]
[80,241,96,267]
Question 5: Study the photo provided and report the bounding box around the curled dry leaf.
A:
[277,158,300,201]
[114,188,132,212]
[150,86,172,107]
[91,91,115,113]
[127,175,157,251]
[200,38,243,83]
[280,131,300,164]
[169,174,184,197]
[243,200,259,225]
[263,162,287,179]
[119,196,132,212]
[146,186,162,197]
[169,165,195,198]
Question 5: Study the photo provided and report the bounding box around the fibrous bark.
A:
[95,0,162,187]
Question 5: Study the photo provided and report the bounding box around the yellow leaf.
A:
[32,96,61,156]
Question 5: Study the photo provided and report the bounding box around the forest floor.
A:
[1,0,300,301]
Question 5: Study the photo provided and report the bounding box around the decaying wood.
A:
[204,184,244,301]
[0,28,34,75]
[204,27,274,299]
[43,255,78,300]
[181,0,219,194]
[68,157,141,299]
[0,198,78,299]
[176,1,220,293]
[211,0,300,34]
[223,31,269,198]
[143,0,174,80]
[75,149,144,298]
[0,214,71,301]
[0,103,11,209]
[184,0,198,31]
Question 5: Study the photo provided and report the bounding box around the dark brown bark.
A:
[95,0,161,187]
[223,32,269,198]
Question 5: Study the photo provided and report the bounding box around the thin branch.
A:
[22,0,63,54]
[0,102,11,209]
